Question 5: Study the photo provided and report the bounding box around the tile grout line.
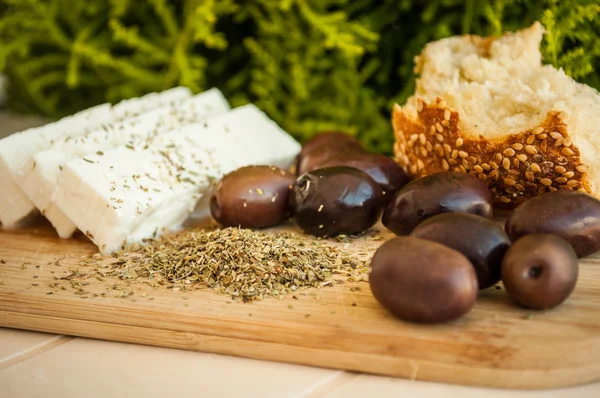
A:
[0,335,75,371]
[292,371,360,398]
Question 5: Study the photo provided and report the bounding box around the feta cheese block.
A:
[109,87,192,119]
[54,104,301,254]
[0,104,110,227]
[21,88,229,239]
[0,87,191,227]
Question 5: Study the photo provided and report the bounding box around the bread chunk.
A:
[393,22,600,207]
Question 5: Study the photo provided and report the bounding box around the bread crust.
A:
[392,98,592,208]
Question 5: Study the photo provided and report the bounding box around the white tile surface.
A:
[0,328,61,362]
[0,337,339,398]
[323,374,600,398]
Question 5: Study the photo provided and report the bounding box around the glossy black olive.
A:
[383,171,493,235]
[318,152,410,201]
[290,166,382,237]
[505,191,600,257]
[411,213,510,289]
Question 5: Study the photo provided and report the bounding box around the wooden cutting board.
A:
[1,220,599,390]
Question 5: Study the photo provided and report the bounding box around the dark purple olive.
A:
[301,131,361,156]
[502,234,578,310]
[290,166,382,237]
[317,152,410,201]
[210,166,295,228]
[382,171,493,236]
[369,236,478,323]
[411,213,510,289]
[505,191,600,258]
[297,132,363,175]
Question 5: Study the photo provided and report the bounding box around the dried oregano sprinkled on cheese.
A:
[78,228,368,302]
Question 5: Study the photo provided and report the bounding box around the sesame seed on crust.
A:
[392,98,592,208]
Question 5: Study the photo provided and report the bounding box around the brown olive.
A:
[297,132,363,175]
[505,191,600,258]
[382,171,493,236]
[300,131,361,157]
[369,236,478,323]
[411,213,510,289]
[210,166,295,228]
[502,234,578,310]
[296,132,410,199]
[290,166,382,237]
[317,151,410,201]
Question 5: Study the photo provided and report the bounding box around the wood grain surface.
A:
[0,220,599,390]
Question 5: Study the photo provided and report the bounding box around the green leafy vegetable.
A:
[1,0,598,153]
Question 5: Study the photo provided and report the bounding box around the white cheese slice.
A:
[0,104,110,227]
[0,87,192,227]
[22,88,229,238]
[109,87,192,119]
[54,104,301,254]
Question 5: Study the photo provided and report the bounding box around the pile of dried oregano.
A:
[79,228,368,302]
